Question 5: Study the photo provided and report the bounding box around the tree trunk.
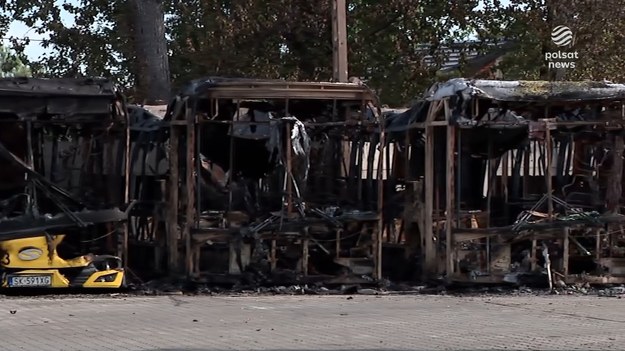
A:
[129,0,171,104]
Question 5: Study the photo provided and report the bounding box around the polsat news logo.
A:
[545,25,578,69]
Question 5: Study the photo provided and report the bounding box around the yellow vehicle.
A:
[0,234,126,289]
[0,77,133,290]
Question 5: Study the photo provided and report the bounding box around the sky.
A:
[5,0,76,60]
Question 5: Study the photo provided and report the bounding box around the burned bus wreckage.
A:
[151,77,625,288]
[0,78,131,288]
[0,76,395,289]
[403,79,625,287]
[4,76,625,290]
[156,78,391,285]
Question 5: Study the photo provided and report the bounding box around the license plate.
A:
[7,275,52,287]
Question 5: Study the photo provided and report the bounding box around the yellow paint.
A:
[0,233,125,289]
[83,270,125,288]
[1,235,90,269]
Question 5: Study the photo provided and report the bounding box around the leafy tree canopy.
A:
[0,0,624,105]
[0,44,32,77]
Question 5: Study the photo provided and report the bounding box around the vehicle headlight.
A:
[96,273,118,282]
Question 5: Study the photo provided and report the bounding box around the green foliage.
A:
[0,45,32,77]
[2,0,487,104]
[2,0,625,105]
[557,0,625,82]
[476,0,625,82]
[348,0,483,105]
[472,0,546,80]
[0,0,132,82]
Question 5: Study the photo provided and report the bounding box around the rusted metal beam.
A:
[335,229,342,259]
[184,103,196,277]
[405,113,625,131]
[121,102,131,269]
[545,120,554,217]
[25,120,36,211]
[195,120,379,128]
[502,151,509,202]
[105,136,117,253]
[205,88,370,100]
[606,103,625,213]
[167,124,180,274]
[444,100,455,281]
[423,103,436,278]
[563,227,570,276]
[479,120,625,127]
[203,80,364,88]
[302,228,309,276]
[531,238,537,271]
[270,239,277,271]
[596,228,603,263]
[523,145,530,198]
[285,120,294,215]
[228,103,239,214]
[487,142,497,226]
[374,107,385,280]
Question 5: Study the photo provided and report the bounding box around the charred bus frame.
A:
[164,78,388,283]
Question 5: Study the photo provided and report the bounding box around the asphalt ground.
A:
[1,293,624,350]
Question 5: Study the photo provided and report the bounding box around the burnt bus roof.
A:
[176,76,378,101]
[0,77,118,97]
[429,78,625,103]
[0,77,121,120]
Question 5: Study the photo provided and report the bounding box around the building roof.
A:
[419,40,514,74]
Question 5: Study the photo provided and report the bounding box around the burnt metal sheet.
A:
[0,77,117,97]
[0,97,113,117]
[46,97,113,115]
[428,78,625,102]
[453,213,625,236]
[0,208,128,237]
[173,76,377,101]
[0,78,119,120]
[383,101,429,133]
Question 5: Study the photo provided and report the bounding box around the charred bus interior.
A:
[0,78,131,289]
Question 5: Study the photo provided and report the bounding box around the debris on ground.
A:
[5,270,625,298]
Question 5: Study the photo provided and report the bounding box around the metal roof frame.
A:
[179,77,379,102]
